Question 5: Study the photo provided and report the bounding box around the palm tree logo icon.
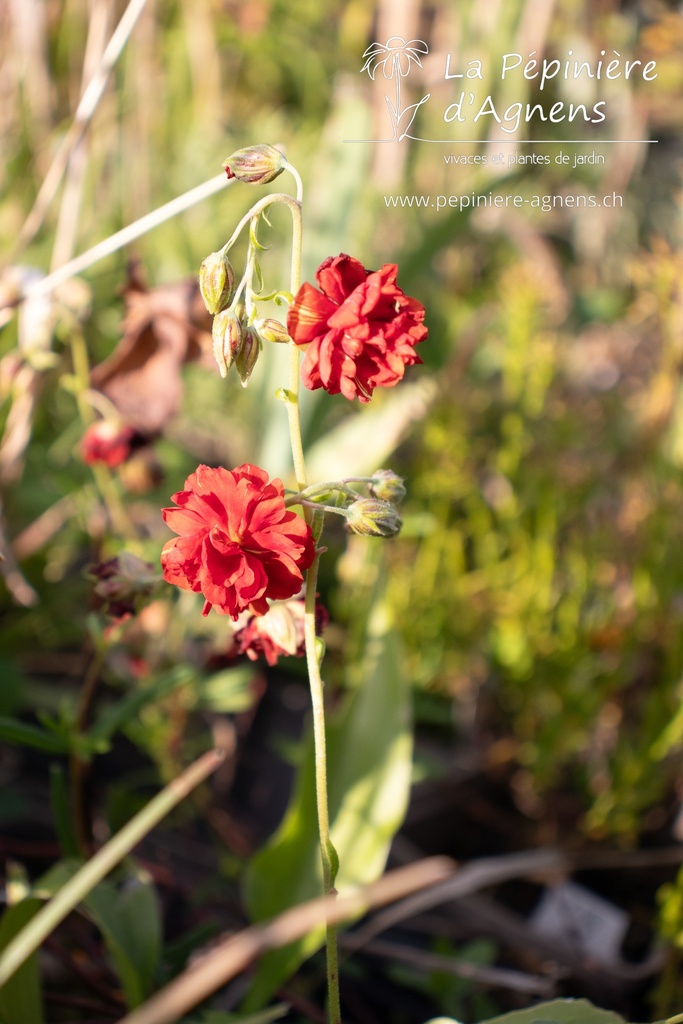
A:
[361,36,431,141]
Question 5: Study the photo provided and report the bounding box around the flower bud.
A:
[254,317,291,344]
[346,498,402,538]
[223,144,285,185]
[368,469,406,504]
[212,310,243,378]
[199,251,235,314]
[235,325,261,387]
[81,420,138,468]
[88,552,159,621]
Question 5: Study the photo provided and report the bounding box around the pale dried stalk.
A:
[13,0,149,255]
[0,748,226,988]
[50,0,114,271]
[115,857,454,1024]
[22,173,231,303]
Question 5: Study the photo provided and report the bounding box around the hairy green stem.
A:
[279,170,341,1023]
[304,550,341,1024]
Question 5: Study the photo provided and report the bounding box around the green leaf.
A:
[34,860,162,1009]
[88,666,195,745]
[305,378,438,481]
[0,716,68,754]
[0,658,24,716]
[242,596,412,1008]
[49,764,80,858]
[423,999,651,1024]
[0,899,44,1024]
[84,868,162,1009]
[197,667,255,713]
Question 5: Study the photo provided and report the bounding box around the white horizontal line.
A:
[344,139,657,144]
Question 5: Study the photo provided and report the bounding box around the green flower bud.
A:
[346,498,402,538]
[368,469,406,505]
[199,251,236,314]
[212,309,243,378]
[223,144,285,185]
[254,317,291,344]
[235,325,261,387]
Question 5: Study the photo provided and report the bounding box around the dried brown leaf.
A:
[90,261,212,434]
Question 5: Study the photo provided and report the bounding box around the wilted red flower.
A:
[81,420,139,467]
[161,464,316,620]
[287,254,427,403]
[88,551,158,622]
[232,596,328,666]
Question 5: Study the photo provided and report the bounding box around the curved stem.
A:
[283,197,308,498]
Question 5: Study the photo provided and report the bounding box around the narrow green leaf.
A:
[305,378,438,482]
[88,667,195,744]
[49,764,80,858]
[34,860,162,1009]
[0,716,68,754]
[85,869,162,1008]
[242,597,412,1007]
[0,899,44,1024]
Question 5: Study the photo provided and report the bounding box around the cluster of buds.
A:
[291,469,406,539]
[200,253,291,387]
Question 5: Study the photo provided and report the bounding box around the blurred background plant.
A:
[2,0,683,1021]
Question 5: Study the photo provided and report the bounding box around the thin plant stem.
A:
[283,194,308,498]
[69,327,137,540]
[303,550,342,1024]
[0,748,225,988]
[276,170,342,1023]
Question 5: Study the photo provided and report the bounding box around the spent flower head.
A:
[231,597,328,666]
[89,552,159,621]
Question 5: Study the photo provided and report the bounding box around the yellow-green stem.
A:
[304,550,341,1024]
[279,169,341,1023]
[69,327,137,540]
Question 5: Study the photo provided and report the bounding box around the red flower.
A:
[81,420,138,467]
[160,464,316,620]
[287,254,427,403]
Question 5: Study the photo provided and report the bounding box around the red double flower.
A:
[287,254,427,403]
[161,464,315,620]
